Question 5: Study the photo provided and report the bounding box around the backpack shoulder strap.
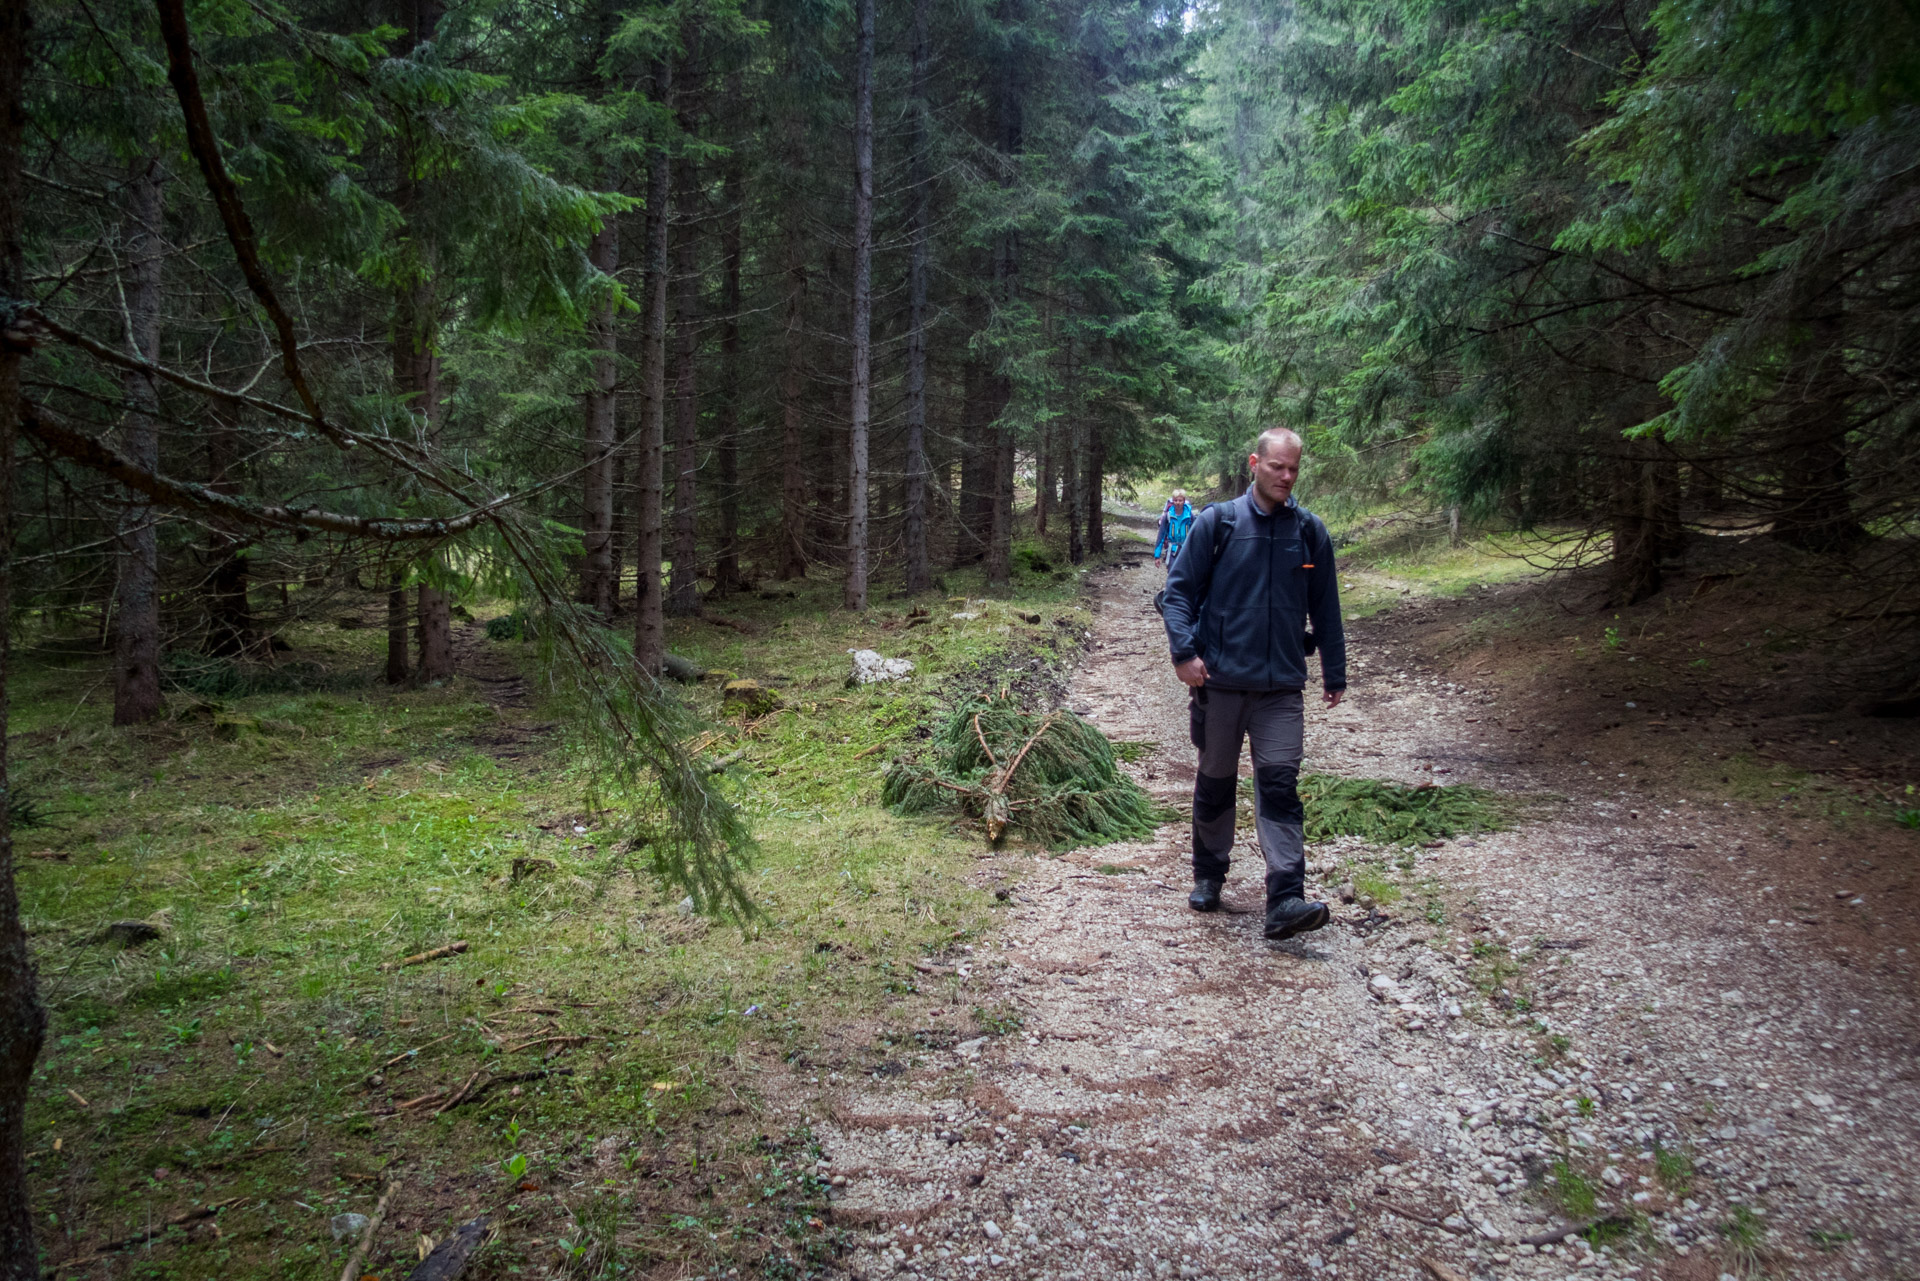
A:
[1210,497,1238,558]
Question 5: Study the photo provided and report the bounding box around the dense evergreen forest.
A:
[1,0,1916,1273]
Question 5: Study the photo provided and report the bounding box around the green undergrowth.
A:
[11,544,1111,1278]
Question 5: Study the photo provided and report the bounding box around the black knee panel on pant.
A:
[1193,772,1237,825]
[1255,764,1304,824]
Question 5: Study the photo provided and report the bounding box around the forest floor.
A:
[14,506,1918,1281]
[809,507,1920,1281]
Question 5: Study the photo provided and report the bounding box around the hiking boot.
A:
[1264,896,1330,941]
[1188,878,1224,913]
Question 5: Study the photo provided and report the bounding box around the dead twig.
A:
[1377,1201,1464,1233]
[377,1033,456,1074]
[337,1180,398,1281]
[438,1068,573,1112]
[55,1197,243,1268]
[381,941,469,971]
[1517,1218,1625,1247]
[502,1034,590,1055]
[971,713,997,767]
[433,1071,484,1116]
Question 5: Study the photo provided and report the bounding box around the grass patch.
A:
[11,535,1121,1277]
[1300,774,1509,844]
[1351,868,1402,904]
[1653,1144,1693,1194]
[1718,1203,1769,1274]
[1548,1159,1600,1218]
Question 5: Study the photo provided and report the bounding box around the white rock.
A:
[1719,990,1745,1005]
[676,896,695,916]
[330,1213,369,1242]
[1601,1166,1623,1186]
[982,1221,1003,1241]
[956,1037,987,1058]
[849,649,915,684]
[1804,1091,1834,1109]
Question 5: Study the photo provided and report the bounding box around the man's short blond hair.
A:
[1253,427,1304,458]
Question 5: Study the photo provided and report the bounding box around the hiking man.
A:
[1159,427,1346,941]
[1153,490,1196,570]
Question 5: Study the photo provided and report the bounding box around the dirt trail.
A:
[813,545,1919,1281]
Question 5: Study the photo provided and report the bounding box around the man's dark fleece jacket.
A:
[1161,492,1347,693]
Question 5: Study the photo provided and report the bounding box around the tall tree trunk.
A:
[1066,336,1084,565]
[581,221,619,618]
[984,53,1021,590]
[955,354,990,567]
[416,583,452,679]
[714,138,744,595]
[986,422,1012,588]
[1605,435,1678,607]
[393,0,450,680]
[113,157,164,725]
[385,567,409,683]
[1773,294,1862,554]
[395,278,451,681]
[1036,421,1052,534]
[205,416,254,657]
[610,447,627,613]
[902,0,932,594]
[777,128,809,581]
[0,4,46,1271]
[668,144,702,617]
[1086,418,1106,555]
[634,59,673,675]
[845,0,874,610]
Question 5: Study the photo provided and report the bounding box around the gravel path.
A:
[813,554,1919,1281]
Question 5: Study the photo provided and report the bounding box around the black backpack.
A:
[1152,500,1236,617]
[1152,498,1317,656]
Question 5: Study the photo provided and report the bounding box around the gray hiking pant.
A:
[1190,687,1305,902]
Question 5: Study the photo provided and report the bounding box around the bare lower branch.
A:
[19,400,511,541]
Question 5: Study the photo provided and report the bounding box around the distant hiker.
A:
[1153,490,1196,569]
[1159,427,1347,941]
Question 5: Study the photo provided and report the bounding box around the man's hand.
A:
[1323,688,1345,708]
[1175,657,1208,688]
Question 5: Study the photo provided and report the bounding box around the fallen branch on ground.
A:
[337,1180,398,1281]
[382,941,469,971]
[54,1197,243,1269]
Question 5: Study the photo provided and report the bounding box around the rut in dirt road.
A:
[811,550,1920,1281]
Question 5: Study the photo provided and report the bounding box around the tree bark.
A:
[1773,295,1863,554]
[385,567,409,683]
[113,157,164,725]
[633,59,673,675]
[1085,418,1106,555]
[1605,436,1679,607]
[205,417,254,657]
[581,221,619,618]
[668,142,701,617]
[902,0,932,594]
[984,54,1021,590]
[845,0,874,610]
[777,120,809,581]
[955,338,991,567]
[416,583,452,680]
[714,137,744,595]
[0,3,46,1270]
[392,0,449,679]
[1065,336,1084,565]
